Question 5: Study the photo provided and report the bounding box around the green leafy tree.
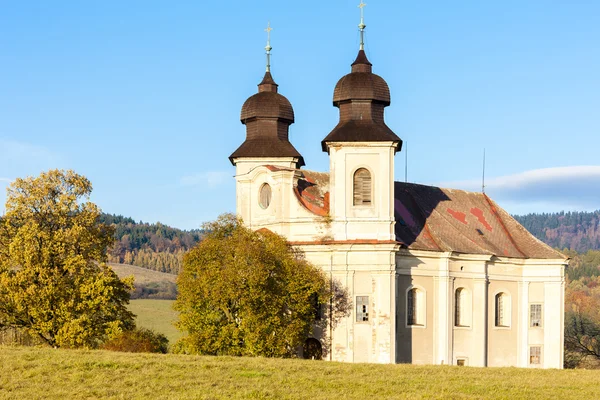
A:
[174,214,350,358]
[0,170,134,348]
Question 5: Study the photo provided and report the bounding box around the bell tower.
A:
[230,23,304,225]
[321,2,402,241]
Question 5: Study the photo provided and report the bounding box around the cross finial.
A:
[265,21,273,72]
[358,1,367,50]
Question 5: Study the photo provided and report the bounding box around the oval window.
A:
[259,183,272,209]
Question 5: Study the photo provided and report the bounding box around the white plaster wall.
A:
[327,142,397,241]
[299,243,398,364]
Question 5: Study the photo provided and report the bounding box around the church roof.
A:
[394,182,564,259]
[294,169,330,217]
[293,174,564,260]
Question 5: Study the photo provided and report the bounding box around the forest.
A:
[514,211,600,252]
[100,214,202,275]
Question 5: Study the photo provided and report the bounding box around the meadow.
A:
[1,346,599,399]
[128,299,181,344]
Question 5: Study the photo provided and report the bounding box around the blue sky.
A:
[1,1,599,230]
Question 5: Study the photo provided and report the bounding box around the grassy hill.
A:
[2,347,599,399]
[109,263,177,300]
[109,264,181,343]
[109,263,176,284]
[128,299,181,344]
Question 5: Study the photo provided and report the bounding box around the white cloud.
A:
[439,166,600,212]
[0,178,12,183]
[179,171,231,188]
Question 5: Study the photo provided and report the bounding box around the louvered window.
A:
[353,168,372,206]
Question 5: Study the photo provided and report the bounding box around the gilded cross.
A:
[265,21,273,72]
[265,22,273,44]
[358,1,366,21]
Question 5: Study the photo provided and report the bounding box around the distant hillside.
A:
[514,211,600,252]
[100,214,202,274]
[109,263,177,300]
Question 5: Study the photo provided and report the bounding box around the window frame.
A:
[406,286,426,328]
[529,345,542,365]
[530,303,543,328]
[258,183,272,209]
[355,295,369,323]
[454,287,472,328]
[494,292,511,329]
[352,167,373,207]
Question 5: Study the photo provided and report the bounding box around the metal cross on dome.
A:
[265,21,273,72]
[358,1,367,50]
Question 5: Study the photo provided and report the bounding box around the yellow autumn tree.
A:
[174,214,351,358]
[0,169,134,348]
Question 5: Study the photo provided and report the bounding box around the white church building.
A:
[229,13,567,368]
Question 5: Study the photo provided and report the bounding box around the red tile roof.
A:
[291,172,564,260]
[294,170,330,217]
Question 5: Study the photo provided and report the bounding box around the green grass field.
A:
[128,299,181,344]
[1,346,599,399]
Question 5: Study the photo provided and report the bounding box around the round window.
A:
[259,183,272,209]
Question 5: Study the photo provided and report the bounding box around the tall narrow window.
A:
[530,304,542,327]
[353,168,372,206]
[407,288,424,326]
[455,288,470,327]
[495,292,510,327]
[356,296,369,322]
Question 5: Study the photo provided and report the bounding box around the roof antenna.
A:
[482,148,486,193]
[265,21,273,72]
[358,0,367,50]
[405,141,408,183]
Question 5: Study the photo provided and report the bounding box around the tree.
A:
[174,214,350,358]
[564,277,600,367]
[0,169,134,348]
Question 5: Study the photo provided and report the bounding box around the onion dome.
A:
[230,71,304,166]
[333,51,390,106]
[230,23,304,167]
[240,72,294,122]
[322,50,401,152]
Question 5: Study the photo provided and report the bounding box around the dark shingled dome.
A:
[322,50,401,152]
[240,91,294,122]
[230,71,304,166]
[333,50,390,106]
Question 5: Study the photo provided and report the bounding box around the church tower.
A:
[321,3,402,241]
[230,24,304,227]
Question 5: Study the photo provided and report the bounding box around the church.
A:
[229,7,567,368]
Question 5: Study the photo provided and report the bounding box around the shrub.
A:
[101,328,169,354]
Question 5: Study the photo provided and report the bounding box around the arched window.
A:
[455,288,470,327]
[407,288,425,326]
[495,292,510,327]
[353,168,372,206]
